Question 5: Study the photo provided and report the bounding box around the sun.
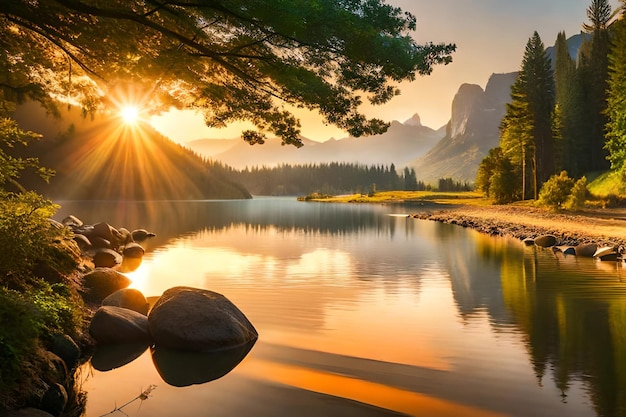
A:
[120,105,140,124]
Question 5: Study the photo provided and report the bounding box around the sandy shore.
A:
[411,204,626,248]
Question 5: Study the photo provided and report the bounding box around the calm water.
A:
[53,197,626,417]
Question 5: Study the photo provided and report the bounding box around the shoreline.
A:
[410,204,626,248]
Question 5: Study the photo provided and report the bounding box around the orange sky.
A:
[150,0,622,144]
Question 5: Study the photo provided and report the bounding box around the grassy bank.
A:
[0,192,87,413]
[300,190,489,206]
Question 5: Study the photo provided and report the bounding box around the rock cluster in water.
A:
[412,209,624,261]
[10,217,256,417]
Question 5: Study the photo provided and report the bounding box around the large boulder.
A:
[89,306,151,344]
[148,286,257,351]
[103,288,150,315]
[81,268,131,301]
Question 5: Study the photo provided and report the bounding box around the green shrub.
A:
[537,171,575,210]
[564,176,588,210]
[0,191,78,289]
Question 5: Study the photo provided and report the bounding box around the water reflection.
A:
[69,198,626,417]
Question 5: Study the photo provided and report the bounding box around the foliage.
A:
[553,31,587,177]
[537,171,575,210]
[605,16,626,178]
[564,176,588,210]
[0,281,83,392]
[224,162,423,196]
[497,32,555,201]
[587,170,626,197]
[0,0,455,146]
[0,191,78,288]
[476,147,519,203]
[578,0,613,172]
[0,100,54,191]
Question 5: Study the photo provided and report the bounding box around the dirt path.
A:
[412,204,626,247]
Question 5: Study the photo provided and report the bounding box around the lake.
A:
[53,197,626,417]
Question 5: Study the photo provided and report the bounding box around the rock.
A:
[1,408,56,417]
[103,288,150,315]
[72,233,92,252]
[131,228,156,242]
[118,227,133,245]
[93,248,123,268]
[40,350,68,385]
[61,215,83,229]
[554,245,576,255]
[522,237,535,246]
[92,222,123,247]
[81,268,131,301]
[122,242,145,259]
[40,383,67,417]
[148,286,257,351]
[89,306,151,344]
[49,334,81,370]
[534,235,557,248]
[576,242,598,257]
[89,236,111,250]
[594,246,619,261]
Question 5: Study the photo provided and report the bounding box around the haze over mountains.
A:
[187,113,445,170]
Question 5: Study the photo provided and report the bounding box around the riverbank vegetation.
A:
[476,0,626,206]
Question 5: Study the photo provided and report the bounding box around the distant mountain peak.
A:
[403,113,422,127]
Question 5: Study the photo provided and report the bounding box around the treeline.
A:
[478,0,626,203]
[208,161,471,196]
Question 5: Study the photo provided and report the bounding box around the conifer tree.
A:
[605,2,626,178]
[499,32,554,199]
[553,31,586,177]
[579,0,613,171]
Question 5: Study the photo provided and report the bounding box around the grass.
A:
[301,190,490,206]
[587,170,626,198]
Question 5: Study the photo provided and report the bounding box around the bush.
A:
[0,191,78,289]
[564,176,588,210]
[537,171,576,210]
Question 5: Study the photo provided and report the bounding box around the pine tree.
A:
[579,0,613,171]
[499,32,555,200]
[605,3,626,178]
[554,31,587,177]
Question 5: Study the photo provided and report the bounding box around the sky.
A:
[150,0,623,144]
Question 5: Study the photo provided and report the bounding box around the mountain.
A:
[11,101,251,200]
[410,72,518,184]
[186,114,445,169]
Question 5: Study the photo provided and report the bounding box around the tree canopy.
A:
[1,0,455,147]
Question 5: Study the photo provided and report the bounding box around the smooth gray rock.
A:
[103,288,149,315]
[148,286,257,352]
[89,306,151,344]
[81,268,131,301]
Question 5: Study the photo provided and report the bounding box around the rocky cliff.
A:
[411,72,517,184]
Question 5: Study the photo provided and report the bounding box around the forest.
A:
[477,0,626,205]
[209,161,471,196]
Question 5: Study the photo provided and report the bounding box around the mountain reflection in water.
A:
[54,198,626,417]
